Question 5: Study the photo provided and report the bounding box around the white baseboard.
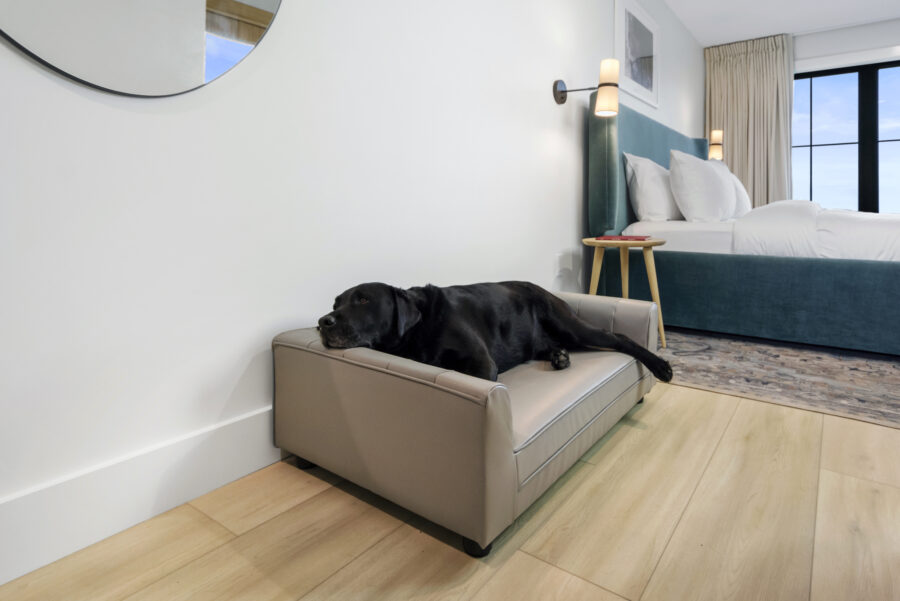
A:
[0,407,281,586]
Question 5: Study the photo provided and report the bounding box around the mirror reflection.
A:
[0,0,280,97]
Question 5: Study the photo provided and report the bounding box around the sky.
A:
[791,66,900,213]
[205,33,253,83]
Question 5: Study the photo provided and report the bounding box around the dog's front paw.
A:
[550,349,570,370]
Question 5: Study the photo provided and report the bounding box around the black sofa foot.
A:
[462,537,493,558]
[291,456,317,470]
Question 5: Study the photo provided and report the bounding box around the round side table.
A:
[582,237,667,348]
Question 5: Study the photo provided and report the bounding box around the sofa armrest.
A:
[554,292,659,350]
[272,328,506,403]
[272,328,517,547]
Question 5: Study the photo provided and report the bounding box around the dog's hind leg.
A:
[545,311,673,382]
[605,331,672,382]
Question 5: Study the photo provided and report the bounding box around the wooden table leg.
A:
[619,247,630,299]
[642,247,666,348]
[589,247,605,295]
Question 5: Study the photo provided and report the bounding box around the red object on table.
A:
[594,235,651,241]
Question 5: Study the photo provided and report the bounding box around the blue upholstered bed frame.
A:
[586,99,900,356]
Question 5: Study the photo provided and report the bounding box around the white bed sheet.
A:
[732,200,819,258]
[623,201,900,261]
[817,208,900,261]
[621,220,734,254]
[734,200,900,261]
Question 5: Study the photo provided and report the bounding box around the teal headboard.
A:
[586,99,708,235]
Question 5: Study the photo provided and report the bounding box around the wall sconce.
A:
[709,129,724,160]
[553,58,619,117]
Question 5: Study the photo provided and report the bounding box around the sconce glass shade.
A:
[708,129,723,159]
[594,58,619,117]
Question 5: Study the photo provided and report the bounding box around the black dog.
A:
[318,281,672,383]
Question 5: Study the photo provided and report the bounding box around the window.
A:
[792,61,900,213]
[879,67,900,213]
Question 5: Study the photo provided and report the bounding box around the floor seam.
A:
[126,481,340,599]
[670,380,900,429]
[519,549,630,601]
[186,501,242,537]
[635,394,742,601]
[294,521,406,601]
[117,506,238,600]
[808,416,825,601]
[819,467,900,491]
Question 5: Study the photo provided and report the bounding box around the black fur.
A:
[317,281,673,383]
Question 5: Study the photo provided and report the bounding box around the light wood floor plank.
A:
[811,470,900,601]
[822,415,900,489]
[471,551,626,601]
[641,400,822,601]
[0,505,234,601]
[301,460,598,601]
[190,460,339,534]
[12,384,900,601]
[522,385,739,600]
[123,486,402,601]
[301,524,485,601]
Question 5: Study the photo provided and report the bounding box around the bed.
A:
[585,100,900,356]
[622,202,900,260]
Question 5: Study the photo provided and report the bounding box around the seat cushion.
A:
[500,351,646,486]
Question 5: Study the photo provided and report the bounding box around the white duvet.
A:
[733,200,900,261]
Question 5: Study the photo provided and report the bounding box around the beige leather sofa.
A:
[273,292,658,556]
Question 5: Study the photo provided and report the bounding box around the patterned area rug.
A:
[660,328,900,429]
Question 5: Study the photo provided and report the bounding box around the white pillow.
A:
[623,153,683,221]
[729,171,752,218]
[708,160,753,218]
[669,149,737,222]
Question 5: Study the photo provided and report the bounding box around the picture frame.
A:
[615,0,660,108]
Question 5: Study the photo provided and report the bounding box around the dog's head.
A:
[317,282,422,349]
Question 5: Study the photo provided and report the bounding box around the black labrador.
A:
[317,281,672,383]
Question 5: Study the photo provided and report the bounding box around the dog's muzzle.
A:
[317,313,359,349]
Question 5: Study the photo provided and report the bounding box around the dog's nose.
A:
[318,314,336,328]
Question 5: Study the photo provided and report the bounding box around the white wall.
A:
[620,0,706,137]
[795,18,900,72]
[0,0,206,95]
[0,0,704,584]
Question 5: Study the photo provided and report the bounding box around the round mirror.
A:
[0,0,280,97]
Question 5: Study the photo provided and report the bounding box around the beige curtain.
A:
[705,34,794,207]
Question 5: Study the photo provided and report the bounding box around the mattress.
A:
[734,201,900,261]
[622,201,900,261]
[621,220,734,254]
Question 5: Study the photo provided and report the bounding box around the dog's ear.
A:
[393,288,422,336]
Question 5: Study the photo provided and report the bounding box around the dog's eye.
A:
[358,297,369,305]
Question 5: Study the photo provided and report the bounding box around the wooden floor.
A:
[3,383,900,601]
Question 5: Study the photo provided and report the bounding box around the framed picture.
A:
[615,0,659,107]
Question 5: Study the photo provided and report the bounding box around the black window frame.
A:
[793,59,900,213]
